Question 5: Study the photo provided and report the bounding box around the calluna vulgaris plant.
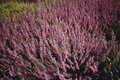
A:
[0,0,120,80]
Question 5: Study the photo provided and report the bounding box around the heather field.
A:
[0,0,120,80]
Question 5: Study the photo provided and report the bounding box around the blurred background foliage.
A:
[0,0,56,21]
[0,2,36,19]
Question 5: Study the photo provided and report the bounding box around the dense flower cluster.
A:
[0,0,120,79]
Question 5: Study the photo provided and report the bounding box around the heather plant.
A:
[0,0,120,80]
[0,16,109,79]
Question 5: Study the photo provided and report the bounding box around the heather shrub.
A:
[0,16,109,79]
[0,0,120,80]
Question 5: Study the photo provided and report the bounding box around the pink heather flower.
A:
[0,0,119,79]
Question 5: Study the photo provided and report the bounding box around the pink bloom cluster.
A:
[0,0,119,79]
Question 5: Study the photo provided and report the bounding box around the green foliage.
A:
[104,20,120,44]
[101,21,120,80]
[98,51,120,80]
[99,27,120,80]
[112,21,120,44]
[0,2,36,20]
